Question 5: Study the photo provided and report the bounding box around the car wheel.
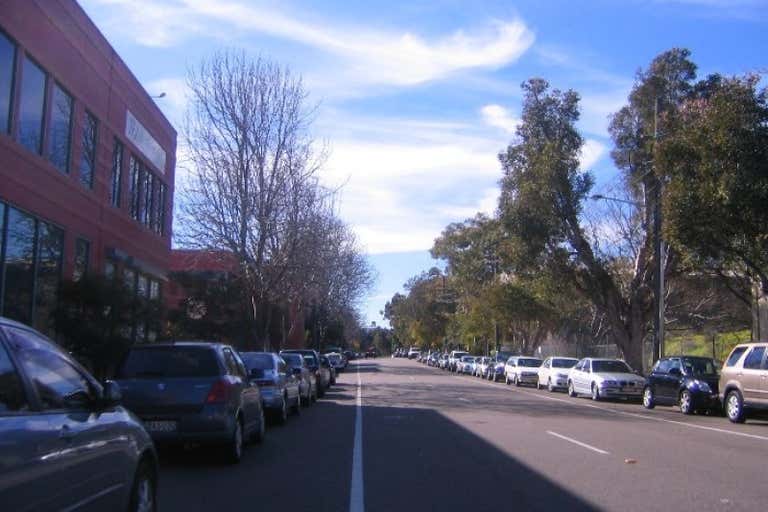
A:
[725,390,746,424]
[128,460,157,512]
[277,395,288,425]
[643,386,656,409]
[251,408,266,444]
[226,418,244,464]
[591,383,601,401]
[568,381,577,397]
[679,390,694,415]
[547,379,555,393]
[514,375,521,387]
[505,375,510,385]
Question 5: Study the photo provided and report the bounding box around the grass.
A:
[663,330,752,362]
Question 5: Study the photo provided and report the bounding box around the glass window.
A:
[743,347,766,370]
[16,56,46,154]
[73,238,90,281]
[0,339,28,412]
[104,261,115,280]
[79,111,97,188]
[592,360,632,373]
[2,207,36,325]
[222,348,243,377]
[7,327,93,409]
[141,169,152,227]
[725,346,748,367]
[654,359,671,374]
[129,156,141,220]
[157,182,166,235]
[149,279,160,301]
[150,175,159,232]
[0,31,16,135]
[123,268,136,293]
[110,139,123,207]
[34,221,63,335]
[137,274,149,299]
[117,347,220,378]
[47,83,72,173]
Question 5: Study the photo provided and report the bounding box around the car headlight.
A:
[689,379,711,392]
[602,380,617,386]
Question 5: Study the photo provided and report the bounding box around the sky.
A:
[79,0,768,325]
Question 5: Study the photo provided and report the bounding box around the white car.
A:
[567,358,645,401]
[457,356,476,375]
[504,356,543,386]
[537,357,579,391]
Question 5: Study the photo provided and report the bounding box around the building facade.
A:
[0,0,176,337]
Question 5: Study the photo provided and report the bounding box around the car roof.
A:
[130,341,224,349]
[0,316,38,330]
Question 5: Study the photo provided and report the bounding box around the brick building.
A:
[0,0,176,337]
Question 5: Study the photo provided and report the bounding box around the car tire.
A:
[505,375,510,385]
[643,386,656,409]
[226,418,244,464]
[547,379,555,393]
[277,395,288,425]
[568,381,577,397]
[128,459,157,512]
[251,409,266,444]
[725,390,746,424]
[514,375,521,387]
[679,390,694,415]
[591,383,601,401]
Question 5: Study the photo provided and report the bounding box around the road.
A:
[159,358,768,512]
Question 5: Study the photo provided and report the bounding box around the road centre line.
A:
[349,364,364,512]
[451,372,768,443]
[546,431,610,455]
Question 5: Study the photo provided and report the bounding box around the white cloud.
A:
[82,0,535,89]
[145,77,189,126]
[580,139,606,170]
[480,104,520,134]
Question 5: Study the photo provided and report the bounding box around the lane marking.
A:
[349,363,364,512]
[448,371,768,443]
[547,431,610,455]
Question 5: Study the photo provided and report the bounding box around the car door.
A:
[577,360,591,393]
[760,349,768,406]
[225,348,259,434]
[539,358,551,386]
[740,346,766,405]
[3,326,126,511]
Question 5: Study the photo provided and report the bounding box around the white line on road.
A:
[546,431,610,455]
[349,364,364,512]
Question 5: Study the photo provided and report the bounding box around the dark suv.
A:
[642,356,720,414]
[0,317,158,511]
[115,342,265,463]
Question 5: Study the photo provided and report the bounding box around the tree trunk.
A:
[753,280,768,341]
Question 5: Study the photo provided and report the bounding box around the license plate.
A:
[622,387,635,392]
[144,420,177,432]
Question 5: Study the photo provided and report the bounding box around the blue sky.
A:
[80,0,767,325]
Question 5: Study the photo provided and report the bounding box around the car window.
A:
[725,346,748,367]
[743,347,766,370]
[118,347,220,378]
[592,360,632,373]
[668,359,682,373]
[277,359,287,374]
[552,359,578,369]
[654,359,671,373]
[0,340,28,412]
[6,328,94,410]
[223,348,246,378]
[681,358,718,376]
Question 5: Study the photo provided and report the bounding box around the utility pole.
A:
[652,98,665,362]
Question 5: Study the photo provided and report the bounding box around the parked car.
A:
[537,357,579,391]
[489,352,513,382]
[719,343,768,423]
[281,349,330,397]
[240,352,301,424]
[642,356,720,414]
[326,352,346,373]
[505,356,543,386]
[115,342,266,463]
[0,317,160,511]
[344,350,357,361]
[475,357,493,378]
[457,355,477,375]
[567,358,645,401]
[439,354,450,370]
[408,348,421,359]
[320,355,336,385]
[449,351,469,372]
[280,352,317,405]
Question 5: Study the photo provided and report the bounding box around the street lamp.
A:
[150,92,166,99]
[590,193,666,363]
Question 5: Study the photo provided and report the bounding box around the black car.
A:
[642,356,720,414]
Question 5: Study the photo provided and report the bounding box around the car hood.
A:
[594,372,645,383]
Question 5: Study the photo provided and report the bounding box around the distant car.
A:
[115,342,266,463]
[326,352,346,373]
[0,317,160,511]
[281,349,330,397]
[475,357,493,378]
[505,356,543,386]
[240,352,301,423]
[719,343,768,423]
[642,356,720,414]
[567,358,645,401]
[489,352,513,382]
[457,356,477,375]
[537,357,579,391]
[320,355,336,385]
[366,349,378,359]
[408,348,421,359]
[344,350,357,361]
[280,352,317,405]
[449,351,469,372]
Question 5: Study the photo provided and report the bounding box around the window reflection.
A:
[17,56,46,154]
[79,111,97,188]
[3,208,36,325]
[111,139,123,207]
[47,84,73,173]
[34,221,63,335]
[0,31,15,135]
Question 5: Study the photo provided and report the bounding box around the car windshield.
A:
[518,359,542,367]
[328,354,341,362]
[552,359,578,368]
[240,353,274,371]
[682,358,718,376]
[117,347,219,378]
[592,360,632,373]
[282,354,303,367]
[462,356,474,362]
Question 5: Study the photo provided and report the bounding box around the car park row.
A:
[0,316,354,512]
[394,342,768,424]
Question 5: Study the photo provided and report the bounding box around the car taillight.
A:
[205,379,231,404]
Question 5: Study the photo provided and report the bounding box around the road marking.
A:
[349,363,364,512]
[450,372,768,443]
[547,431,610,455]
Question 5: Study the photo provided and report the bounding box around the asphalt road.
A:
[158,358,768,512]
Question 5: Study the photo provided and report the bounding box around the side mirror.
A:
[101,380,122,407]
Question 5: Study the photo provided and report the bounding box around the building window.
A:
[123,268,136,294]
[129,155,141,220]
[157,182,166,236]
[0,31,16,135]
[34,221,63,334]
[141,168,152,227]
[47,83,73,173]
[2,207,36,325]
[104,261,115,280]
[79,111,97,188]
[110,139,123,207]
[73,238,90,281]
[16,56,46,154]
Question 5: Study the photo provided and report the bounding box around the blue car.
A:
[0,317,158,511]
[240,352,301,424]
[643,356,720,414]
